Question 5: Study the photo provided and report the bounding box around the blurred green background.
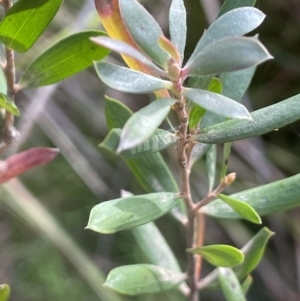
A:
[1,0,300,300]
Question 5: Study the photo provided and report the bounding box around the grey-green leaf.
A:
[187,244,244,267]
[189,7,265,62]
[100,128,178,157]
[169,0,186,63]
[183,88,251,120]
[119,0,169,68]
[0,67,7,95]
[0,92,19,116]
[194,93,300,144]
[91,36,165,75]
[218,0,256,18]
[87,192,181,233]
[20,31,110,89]
[201,173,300,218]
[95,62,172,93]
[218,194,261,224]
[118,98,176,152]
[206,144,217,192]
[0,0,63,52]
[184,37,272,76]
[218,268,246,301]
[104,264,186,295]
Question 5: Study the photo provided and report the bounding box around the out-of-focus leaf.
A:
[20,31,110,89]
[183,88,251,120]
[241,275,253,295]
[0,67,7,95]
[118,98,176,152]
[95,62,172,93]
[87,192,181,234]
[198,227,273,290]
[105,97,186,222]
[0,93,19,116]
[189,7,265,62]
[220,67,255,101]
[218,268,246,301]
[194,93,300,144]
[91,36,165,75]
[100,128,178,157]
[169,0,186,63]
[190,143,211,167]
[206,144,217,192]
[201,173,300,218]
[184,37,272,77]
[0,0,63,52]
[0,148,59,184]
[187,244,244,267]
[0,284,10,301]
[104,264,186,295]
[218,0,256,18]
[119,0,169,67]
[218,194,261,224]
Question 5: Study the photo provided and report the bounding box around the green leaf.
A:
[118,98,176,152]
[184,37,272,76]
[183,88,251,120]
[220,67,256,102]
[0,284,10,301]
[0,0,63,52]
[194,93,300,144]
[86,192,181,233]
[188,7,265,61]
[95,61,172,93]
[104,97,186,222]
[201,173,300,218]
[19,31,110,89]
[119,0,169,68]
[169,0,186,63]
[91,36,165,75]
[218,0,256,18]
[218,268,246,301]
[198,227,273,290]
[104,264,186,295]
[100,128,178,157]
[241,275,253,295]
[218,194,261,224]
[187,244,244,267]
[0,92,19,116]
[206,144,217,192]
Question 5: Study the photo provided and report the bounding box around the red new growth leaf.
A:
[0,147,59,183]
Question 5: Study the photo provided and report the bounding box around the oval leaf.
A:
[201,173,300,218]
[95,62,172,93]
[104,264,186,295]
[218,194,261,224]
[188,7,265,62]
[187,244,244,267]
[19,31,110,89]
[0,284,10,301]
[118,98,176,152]
[119,0,169,67]
[184,88,251,120]
[0,92,19,116]
[169,0,187,63]
[198,227,274,290]
[184,37,272,76]
[194,93,300,144]
[91,36,165,75]
[0,0,63,52]
[86,192,181,234]
[218,268,246,301]
[100,128,178,158]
